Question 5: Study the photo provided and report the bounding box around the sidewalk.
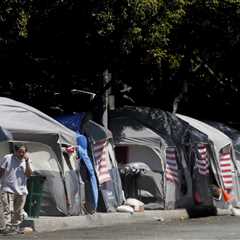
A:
[22,209,189,233]
[22,208,232,233]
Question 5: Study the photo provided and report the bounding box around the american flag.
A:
[196,144,209,175]
[219,151,233,191]
[166,148,179,183]
[93,139,111,184]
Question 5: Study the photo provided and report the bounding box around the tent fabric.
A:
[138,170,165,209]
[162,117,212,207]
[110,107,232,209]
[205,122,240,206]
[207,122,240,147]
[56,114,124,212]
[55,113,99,210]
[0,127,12,142]
[177,114,231,185]
[0,98,86,216]
[82,120,124,211]
[61,144,84,216]
[108,167,124,207]
[109,109,189,209]
[56,113,85,133]
[109,114,167,174]
[177,114,231,155]
[26,142,69,216]
[83,120,108,142]
[76,134,99,210]
[109,116,166,149]
[110,107,189,146]
[0,97,77,146]
[206,122,240,160]
[127,145,164,172]
[177,114,240,207]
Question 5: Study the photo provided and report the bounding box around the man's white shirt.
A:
[0,154,32,195]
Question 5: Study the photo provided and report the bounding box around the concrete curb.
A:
[24,209,189,233]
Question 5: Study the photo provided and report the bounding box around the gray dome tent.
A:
[0,97,82,216]
[177,114,240,208]
[109,109,190,209]
[206,122,240,167]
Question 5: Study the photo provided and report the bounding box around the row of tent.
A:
[0,97,240,216]
[110,107,240,210]
[0,97,124,216]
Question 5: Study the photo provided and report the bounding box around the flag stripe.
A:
[166,148,178,184]
[94,140,111,184]
[198,165,209,170]
[220,161,231,167]
[219,151,233,190]
[199,170,209,175]
[221,153,231,157]
[166,176,178,183]
[199,149,207,154]
[196,145,209,176]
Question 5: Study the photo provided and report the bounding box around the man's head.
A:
[14,144,28,159]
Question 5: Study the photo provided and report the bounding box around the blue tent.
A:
[56,113,85,132]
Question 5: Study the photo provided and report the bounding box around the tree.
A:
[169,0,240,121]
[0,0,240,125]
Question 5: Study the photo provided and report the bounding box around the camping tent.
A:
[177,114,240,208]
[83,120,124,211]
[172,122,213,207]
[56,114,124,212]
[109,109,192,210]
[206,122,240,167]
[0,97,86,216]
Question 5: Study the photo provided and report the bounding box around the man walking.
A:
[0,144,33,233]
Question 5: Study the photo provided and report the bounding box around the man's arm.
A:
[24,154,33,177]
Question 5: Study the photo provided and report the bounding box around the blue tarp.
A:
[76,134,99,210]
[55,114,99,210]
[56,113,85,133]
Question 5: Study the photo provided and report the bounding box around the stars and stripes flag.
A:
[93,139,111,184]
[166,147,179,183]
[196,144,209,175]
[219,151,233,191]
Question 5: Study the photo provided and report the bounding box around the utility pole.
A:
[102,69,111,129]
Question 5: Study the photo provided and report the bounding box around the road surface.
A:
[1,216,240,239]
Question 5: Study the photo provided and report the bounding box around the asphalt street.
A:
[1,216,240,240]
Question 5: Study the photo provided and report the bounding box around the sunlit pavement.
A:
[2,215,240,240]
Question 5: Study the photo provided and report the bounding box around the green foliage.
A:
[18,9,30,38]
[0,0,240,118]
